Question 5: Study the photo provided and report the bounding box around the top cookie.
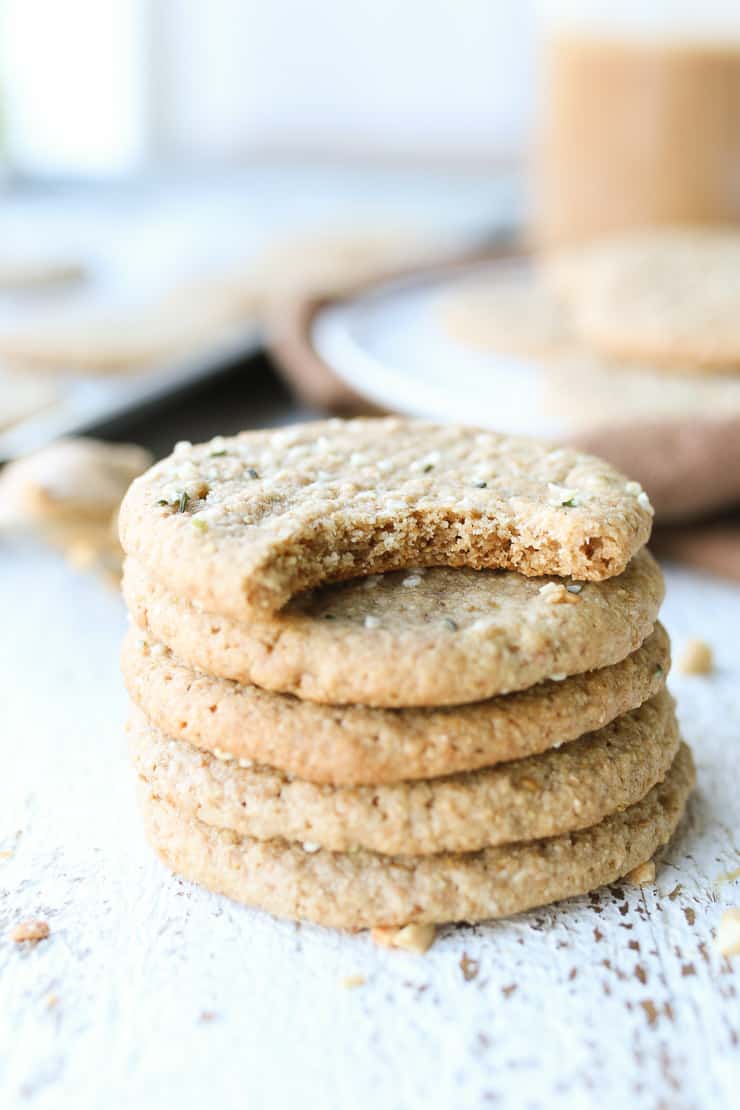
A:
[543,229,740,371]
[118,418,653,620]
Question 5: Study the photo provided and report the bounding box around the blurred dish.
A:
[313,253,740,437]
[313,256,570,437]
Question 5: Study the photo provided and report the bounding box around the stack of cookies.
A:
[119,418,694,933]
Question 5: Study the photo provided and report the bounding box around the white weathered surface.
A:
[1,540,738,1110]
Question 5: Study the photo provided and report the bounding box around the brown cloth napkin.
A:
[266,280,740,584]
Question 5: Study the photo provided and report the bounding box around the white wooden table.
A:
[1,540,738,1110]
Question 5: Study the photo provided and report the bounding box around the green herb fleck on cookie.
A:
[177,491,190,513]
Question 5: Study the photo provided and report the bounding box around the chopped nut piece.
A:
[626,860,656,886]
[678,638,713,675]
[459,953,480,981]
[717,908,740,958]
[11,919,50,944]
[538,582,578,605]
[302,841,321,854]
[341,974,366,989]
[371,923,437,954]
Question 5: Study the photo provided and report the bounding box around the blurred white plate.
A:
[312,257,565,438]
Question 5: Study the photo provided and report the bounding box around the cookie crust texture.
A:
[130,690,679,855]
[139,743,694,928]
[122,547,663,708]
[122,624,669,784]
[119,419,654,622]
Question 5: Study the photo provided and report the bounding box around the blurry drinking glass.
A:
[534,1,740,245]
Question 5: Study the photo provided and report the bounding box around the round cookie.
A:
[122,624,669,784]
[122,547,664,707]
[439,270,576,359]
[118,418,655,622]
[138,742,694,928]
[0,288,240,375]
[544,229,740,372]
[130,690,679,855]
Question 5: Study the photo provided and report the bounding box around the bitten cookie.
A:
[130,690,679,855]
[122,624,669,783]
[118,418,654,621]
[139,743,694,928]
[122,547,663,707]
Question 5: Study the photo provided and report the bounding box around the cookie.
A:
[0,290,239,374]
[0,438,153,527]
[130,689,678,855]
[122,546,663,707]
[545,360,740,431]
[138,742,694,928]
[118,419,655,623]
[543,229,740,371]
[0,254,85,289]
[438,270,576,359]
[122,623,669,784]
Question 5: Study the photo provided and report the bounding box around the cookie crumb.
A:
[460,953,480,981]
[341,974,366,989]
[678,638,713,675]
[11,919,50,944]
[717,908,740,958]
[0,850,14,860]
[371,924,437,954]
[46,993,60,1009]
[626,860,656,886]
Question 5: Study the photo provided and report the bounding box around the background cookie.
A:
[123,547,663,707]
[139,743,694,928]
[438,270,576,358]
[122,624,669,783]
[543,229,740,371]
[130,690,679,855]
[119,418,655,621]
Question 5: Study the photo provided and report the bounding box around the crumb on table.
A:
[678,638,714,676]
[626,860,656,886]
[11,919,50,944]
[371,923,437,954]
[717,908,740,958]
[341,973,366,989]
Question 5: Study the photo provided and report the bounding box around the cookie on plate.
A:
[543,229,740,371]
[438,269,576,359]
